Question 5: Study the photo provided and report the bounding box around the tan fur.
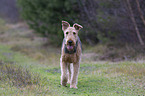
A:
[60,21,83,88]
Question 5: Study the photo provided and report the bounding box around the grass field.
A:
[0,19,145,96]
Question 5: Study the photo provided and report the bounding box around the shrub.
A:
[17,0,80,45]
[0,62,40,87]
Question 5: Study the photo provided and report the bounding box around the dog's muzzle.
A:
[67,40,74,50]
[63,39,78,54]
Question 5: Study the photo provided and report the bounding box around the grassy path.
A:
[0,45,145,96]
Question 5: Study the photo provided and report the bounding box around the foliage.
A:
[17,0,145,45]
[17,0,80,45]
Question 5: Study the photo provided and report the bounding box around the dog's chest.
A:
[62,54,77,63]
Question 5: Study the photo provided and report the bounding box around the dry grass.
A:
[1,20,144,67]
[115,65,145,78]
[0,21,60,67]
[0,62,40,87]
[84,44,145,62]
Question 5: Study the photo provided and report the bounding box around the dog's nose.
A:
[68,40,72,44]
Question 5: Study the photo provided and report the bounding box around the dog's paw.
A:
[61,77,67,86]
[61,82,67,86]
[61,81,67,86]
[70,85,78,89]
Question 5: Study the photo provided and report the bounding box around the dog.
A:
[60,21,83,88]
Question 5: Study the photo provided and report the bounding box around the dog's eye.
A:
[73,32,76,35]
[66,32,68,34]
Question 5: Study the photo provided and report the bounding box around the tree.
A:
[126,0,144,45]
[135,0,145,26]
[17,0,80,45]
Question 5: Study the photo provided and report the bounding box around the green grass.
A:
[0,45,145,96]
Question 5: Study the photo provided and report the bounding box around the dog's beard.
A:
[66,40,76,51]
[66,43,75,51]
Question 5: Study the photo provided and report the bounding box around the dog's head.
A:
[62,21,83,51]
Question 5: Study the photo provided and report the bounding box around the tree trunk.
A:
[126,0,144,45]
[135,0,145,26]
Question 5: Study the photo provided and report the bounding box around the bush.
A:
[0,62,40,87]
[17,0,80,45]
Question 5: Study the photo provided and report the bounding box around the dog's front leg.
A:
[70,62,80,88]
[67,63,71,84]
[61,61,68,86]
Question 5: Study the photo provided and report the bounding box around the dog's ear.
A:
[73,23,83,31]
[62,21,70,31]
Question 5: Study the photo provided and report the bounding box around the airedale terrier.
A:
[60,21,83,88]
